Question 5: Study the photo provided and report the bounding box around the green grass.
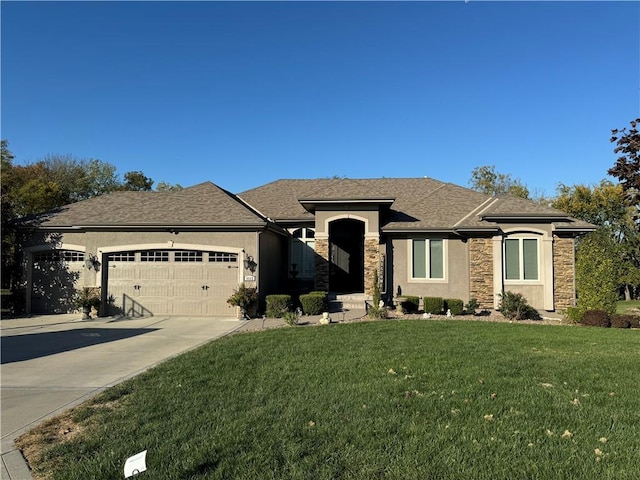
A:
[21,321,640,480]
[617,300,640,314]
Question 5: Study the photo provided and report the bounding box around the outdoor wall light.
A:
[85,254,101,272]
[243,255,257,273]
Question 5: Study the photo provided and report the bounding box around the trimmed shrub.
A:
[265,294,292,318]
[498,291,538,320]
[423,297,444,315]
[630,316,640,329]
[444,298,464,316]
[580,309,611,328]
[299,292,328,315]
[611,314,634,329]
[575,230,618,316]
[564,306,584,324]
[399,296,420,314]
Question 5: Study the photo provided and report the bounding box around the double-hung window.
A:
[411,238,445,280]
[504,237,539,281]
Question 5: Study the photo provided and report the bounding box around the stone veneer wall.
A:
[553,236,576,311]
[364,238,381,296]
[314,238,330,292]
[469,238,494,309]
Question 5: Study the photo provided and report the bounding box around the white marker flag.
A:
[124,450,147,478]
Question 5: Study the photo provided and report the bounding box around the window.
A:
[34,251,84,262]
[174,251,203,262]
[208,252,237,263]
[108,252,135,262]
[504,238,538,281]
[140,250,169,262]
[411,239,444,280]
[290,228,316,279]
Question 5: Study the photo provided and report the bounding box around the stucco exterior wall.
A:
[390,236,469,301]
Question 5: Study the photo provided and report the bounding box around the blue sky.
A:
[2,1,638,196]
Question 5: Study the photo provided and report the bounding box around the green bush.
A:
[399,296,420,314]
[464,298,479,314]
[299,292,328,315]
[611,314,634,329]
[444,298,464,316]
[498,291,538,320]
[265,295,292,318]
[631,316,640,329]
[283,311,300,326]
[580,310,611,328]
[423,297,444,315]
[564,306,584,324]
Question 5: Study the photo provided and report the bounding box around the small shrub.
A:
[227,284,258,310]
[611,314,634,329]
[399,296,420,314]
[367,302,387,320]
[444,298,464,316]
[283,311,300,326]
[464,298,479,314]
[580,310,611,328]
[498,291,538,320]
[299,292,328,315]
[630,316,640,329]
[423,297,444,315]
[564,306,584,324]
[265,294,292,318]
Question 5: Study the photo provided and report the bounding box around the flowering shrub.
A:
[498,291,538,320]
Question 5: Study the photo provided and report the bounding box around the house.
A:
[17,177,595,317]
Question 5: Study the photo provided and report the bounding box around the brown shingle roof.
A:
[29,182,266,228]
[239,178,595,232]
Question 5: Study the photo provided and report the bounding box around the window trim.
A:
[408,238,447,282]
[503,236,541,283]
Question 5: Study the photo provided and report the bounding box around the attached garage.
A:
[105,249,241,316]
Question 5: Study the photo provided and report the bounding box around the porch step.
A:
[328,293,371,312]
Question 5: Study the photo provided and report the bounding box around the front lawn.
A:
[18,321,640,480]
[617,299,640,314]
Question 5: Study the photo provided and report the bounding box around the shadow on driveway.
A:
[1,328,158,364]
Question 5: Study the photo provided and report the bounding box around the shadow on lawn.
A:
[1,327,158,364]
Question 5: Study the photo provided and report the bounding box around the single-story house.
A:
[17,177,595,316]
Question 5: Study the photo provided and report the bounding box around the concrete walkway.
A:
[0,309,367,479]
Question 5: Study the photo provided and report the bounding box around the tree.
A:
[575,229,619,315]
[609,118,640,210]
[552,181,640,300]
[155,181,183,192]
[122,171,154,191]
[469,165,529,199]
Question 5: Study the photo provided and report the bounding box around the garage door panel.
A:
[106,250,238,317]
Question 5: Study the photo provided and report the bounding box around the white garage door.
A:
[31,250,86,313]
[106,250,240,316]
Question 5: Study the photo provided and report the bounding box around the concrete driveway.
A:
[1,314,244,479]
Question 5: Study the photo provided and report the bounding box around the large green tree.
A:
[609,118,640,211]
[552,181,640,301]
[468,165,530,199]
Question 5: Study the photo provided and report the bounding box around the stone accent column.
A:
[364,236,380,296]
[553,236,576,311]
[314,237,330,292]
[469,238,494,310]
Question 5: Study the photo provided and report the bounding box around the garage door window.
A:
[140,251,169,262]
[34,251,85,262]
[209,252,237,263]
[174,251,203,262]
[108,252,135,262]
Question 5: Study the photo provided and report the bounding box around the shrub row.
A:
[397,296,466,315]
[579,310,640,328]
[265,291,329,317]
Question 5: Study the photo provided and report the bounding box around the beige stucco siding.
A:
[390,236,469,301]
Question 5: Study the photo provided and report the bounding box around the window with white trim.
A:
[108,252,135,262]
[290,228,315,279]
[208,252,237,263]
[140,250,169,262]
[411,238,445,280]
[174,250,203,262]
[504,237,539,281]
[34,251,85,262]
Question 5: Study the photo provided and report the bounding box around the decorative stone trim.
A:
[314,238,330,291]
[364,237,380,295]
[469,238,494,309]
[553,236,575,311]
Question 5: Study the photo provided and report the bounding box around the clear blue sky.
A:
[2,1,638,196]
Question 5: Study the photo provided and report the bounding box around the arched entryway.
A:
[329,219,364,293]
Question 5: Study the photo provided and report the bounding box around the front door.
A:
[329,219,364,293]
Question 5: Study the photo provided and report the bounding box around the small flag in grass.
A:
[124,450,147,478]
